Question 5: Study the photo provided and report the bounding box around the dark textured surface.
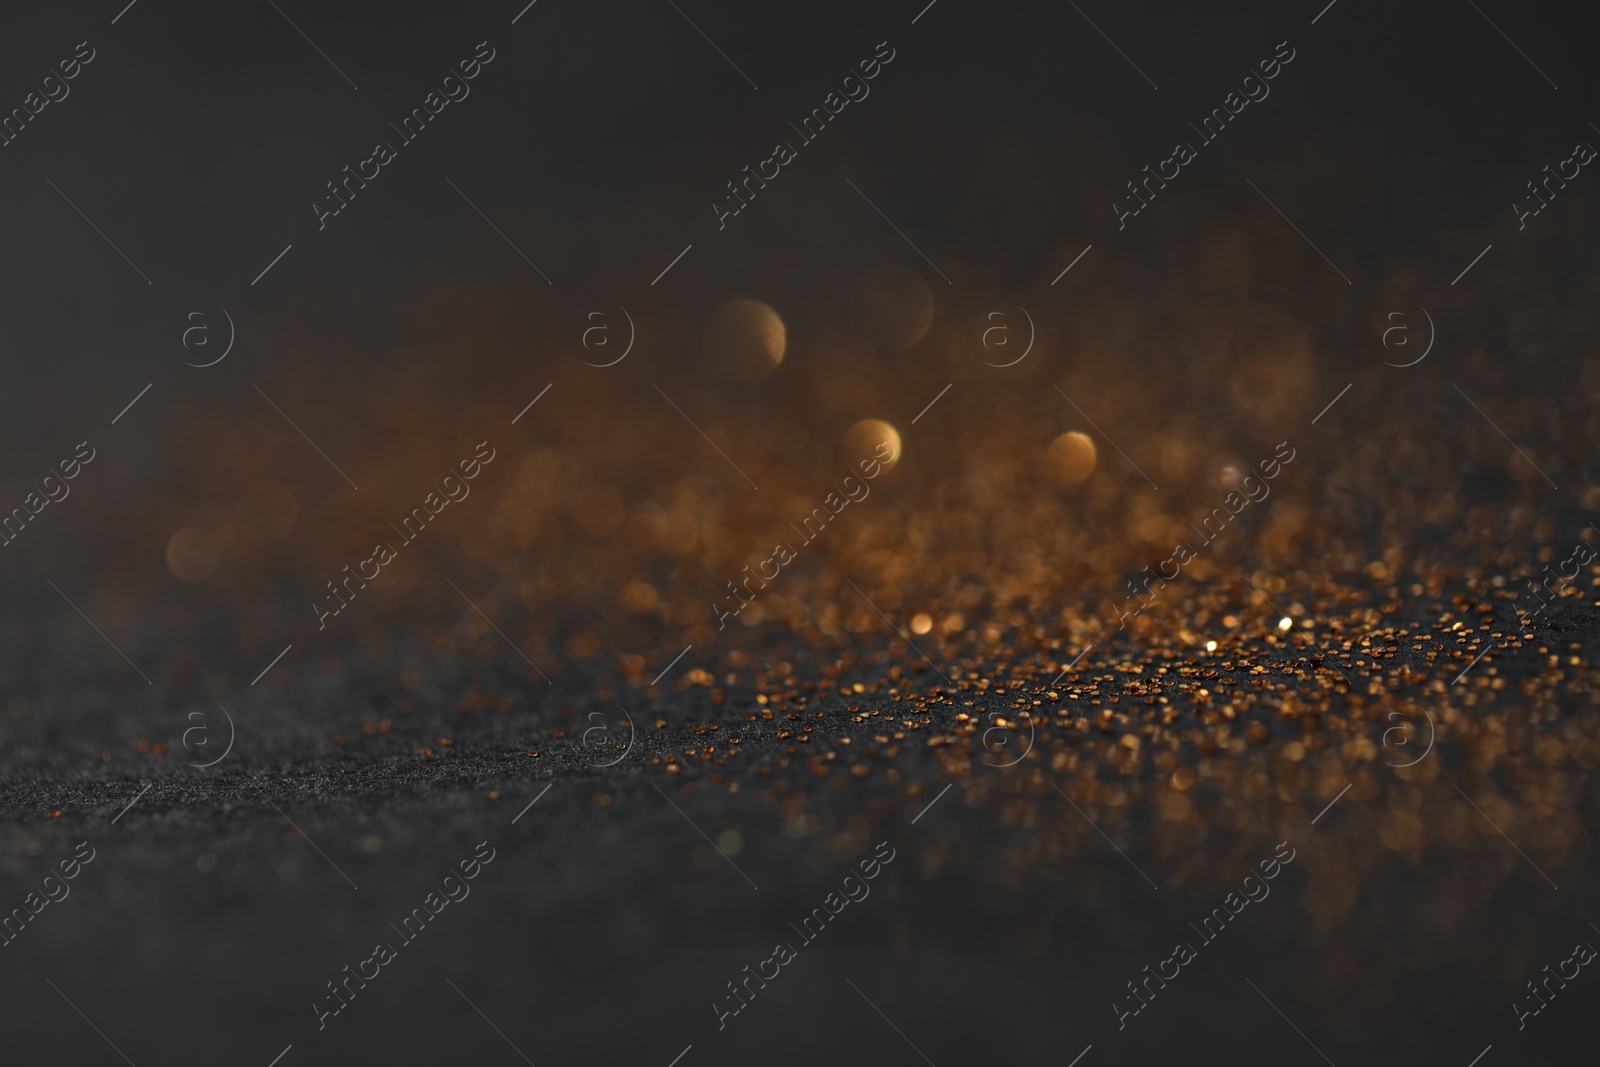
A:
[3,581,1599,1065]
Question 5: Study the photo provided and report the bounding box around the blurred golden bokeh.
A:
[624,502,669,552]
[842,418,902,472]
[166,527,222,582]
[1048,430,1097,484]
[850,265,934,351]
[704,298,786,382]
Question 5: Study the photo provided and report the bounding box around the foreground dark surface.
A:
[4,563,1599,1064]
